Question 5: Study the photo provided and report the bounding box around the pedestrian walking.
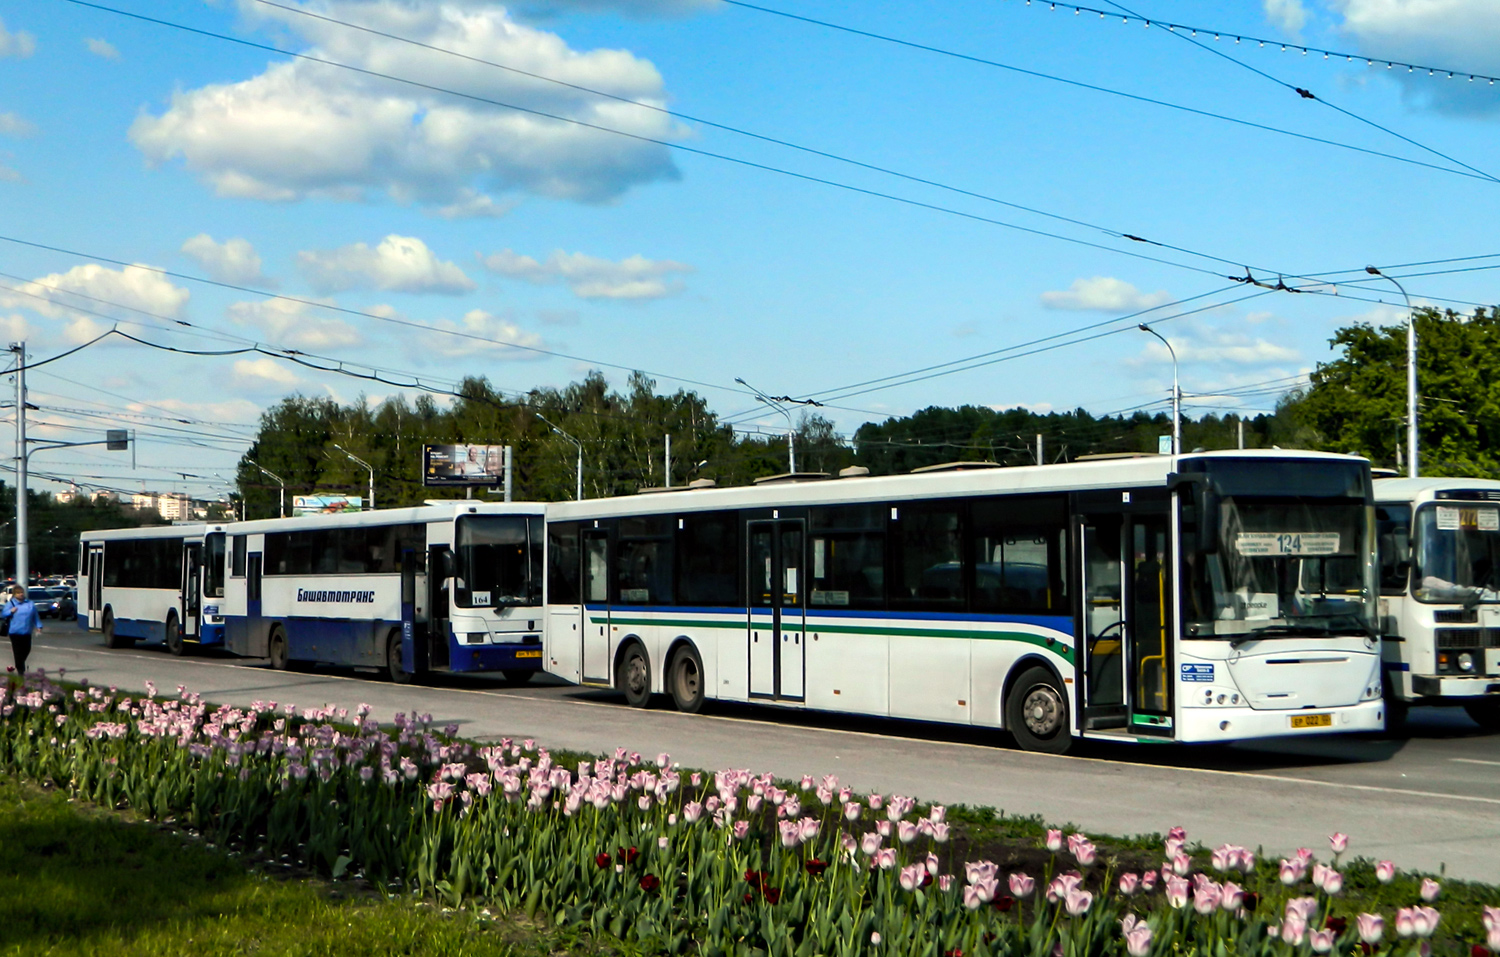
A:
[3,584,39,678]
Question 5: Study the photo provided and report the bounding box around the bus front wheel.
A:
[164,611,187,657]
[668,644,706,714]
[1465,700,1500,733]
[619,643,652,709]
[1006,666,1074,754]
[387,629,412,684]
[502,670,534,686]
[102,609,132,649]
[268,627,290,671]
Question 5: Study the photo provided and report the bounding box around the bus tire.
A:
[1464,700,1500,733]
[387,629,412,684]
[502,670,535,685]
[164,611,187,657]
[102,609,132,649]
[668,643,706,714]
[618,642,652,709]
[1006,665,1074,754]
[268,626,290,671]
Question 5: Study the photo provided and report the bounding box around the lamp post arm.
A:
[1137,323,1181,456]
[1366,266,1417,478]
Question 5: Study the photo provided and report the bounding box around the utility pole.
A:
[10,342,25,587]
[332,443,374,510]
[1366,266,1418,477]
[1237,419,1245,450]
[1137,324,1180,456]
[736,377,796,474]
[503,445,513,502]
[248,460,286,518]
[1035,433,1043,465]
[665,434,672,488]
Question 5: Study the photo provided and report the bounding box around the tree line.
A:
[226,306,1496,515]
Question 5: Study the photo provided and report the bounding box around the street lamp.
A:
[736,377,796,474]
[1366,266,1418,478]
[1138,324,1180,456]
[332,443,375,510]
[247,460,287,518]
[535,413,584,501]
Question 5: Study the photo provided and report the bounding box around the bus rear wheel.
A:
[1464,700,1500,733]
[1006,666,1074,754]
[387,629,412,684]
[619,643,652,709]
[102,609,132,649]
[164,611,187,657]
[668,644,706,714]
[268,627,290,671]
[502,670,535,685]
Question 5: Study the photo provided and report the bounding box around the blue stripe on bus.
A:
[581,604,1074,636]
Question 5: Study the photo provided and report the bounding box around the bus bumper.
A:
[447,644,544,674]
[196,623,226,648]
[1176,698,1385,742]
[1409,674,1500,699]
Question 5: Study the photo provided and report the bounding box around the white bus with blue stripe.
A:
[543,450,1385,752]
[218,502,545,682]
[79,523,227,655]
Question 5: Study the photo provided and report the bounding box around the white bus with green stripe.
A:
[543,450,1385,752]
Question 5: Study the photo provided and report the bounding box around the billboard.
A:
[423,444,507,487]
[292,494,364,516]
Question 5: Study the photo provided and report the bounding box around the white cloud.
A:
[1263,0,1308,35]
[423,308,548,360]
[514,0,716,17]
[0,17,35,59]
[1330,0,1500,113]
[299,235,475,295]
[431,188,518,220]
[129,1,682,207]
[181,234,273,286]
[1040,276,1172,312]
[0,112,35,137]
[1135,329,1300,366]
[0,264,190,335]
[131,395,261,425]
[232,356,303,392]
[481,248,692,299]
[227,297,362,350]
[84,37,120,60]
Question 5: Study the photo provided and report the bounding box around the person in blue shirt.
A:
[3,585,38,678]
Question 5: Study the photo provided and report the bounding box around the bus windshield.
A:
[454,515,542,608]
[1412,502,1500,604]
[204,533,225,599]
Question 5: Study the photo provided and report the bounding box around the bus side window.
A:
[892,504,964,610]
[676,511,740,606]
[231,536,247,577]
[971,495,1068,614]
[548,522,582,604]
[808,505,884,609]
[1376,504,1412,596]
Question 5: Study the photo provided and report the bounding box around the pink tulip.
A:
[963,885,983,910]
[1482,905,1500,934]
[931,822,950,844]
[1309,929,1335,954]
[1210,845,1233,871]
[897,821,918,844]
[1194,884,1221,916]
[1140,870,1158,891]
[877,820,892,838]
[1220,881,1244,912]
[1064,888,1093,916]
[1118,873,1140,896]
[929,804,946,823]
[1167,826,1186,841]
[1328,832,1349,854]
[926,852,940,876]
[1165,875,1190,909]
[1396,908,1417,938]
[1357,913,1385,944]
[1165,837,1185,860]
[1420,878,1441,902]
[799,774,814,789]
[843,801,861,822]
[939,874,954,892]
[1124,922,1152,957]
[899,863,924,892]
[1411,906,1440,938]
[1171,853,1191,876]
[1073,839,1097,867]
[1322,869,1343,895]
[1296,847,1314,862]
[1375,860,1396,883]
[867,793,884,810]
[1045,829,1063,852]
[1279,858,1307,885]
[1285,897,1319,922]
[682,800,703,823]
[1282,918,1308,946]
[966,861,997,884]
[875,848,897,870]
[861,832,882,855]
[1009,872,1035,898]
[800,817,821,842]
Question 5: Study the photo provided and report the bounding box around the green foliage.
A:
[0,482,166,577]
[1295,307,1500,476]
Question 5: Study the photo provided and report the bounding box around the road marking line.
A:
[36,640,1500,806]
[1451,758,1500,767]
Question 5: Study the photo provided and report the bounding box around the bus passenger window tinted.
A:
[617,516,673,604]
[893,506,964,608]
[102,538,184,589]
[971,497,1067,614]
[548,522,581,604]
[809,505,884,608]
[263,524,425,576]
[1376,504,1412,595]
[204,533,226,598]
[231,535,246,578]
[676,512,739,605]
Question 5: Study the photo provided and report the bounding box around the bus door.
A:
[1076,498,1173,734]
[86,543,104,628]
[747,519,806,701]
[581,530,611,684]
[181,542,202,640]
[246,552,266,657]
[428,545,451,670]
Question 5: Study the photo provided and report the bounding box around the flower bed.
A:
[1,671,1496,957]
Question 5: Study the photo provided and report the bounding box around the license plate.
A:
[1289,713,1332,729]
[515,650,541,659]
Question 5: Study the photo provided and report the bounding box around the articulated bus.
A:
[219,502,546,682]
[79,524,228,654]
[1373,478,1500,731]
[542,450,1385,753]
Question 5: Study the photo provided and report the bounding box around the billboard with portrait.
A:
[423,444,507,487]
[292,494,364,516]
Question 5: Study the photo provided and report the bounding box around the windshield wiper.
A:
[1228,624,1330,648]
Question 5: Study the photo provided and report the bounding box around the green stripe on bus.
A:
[590,616,1074,664]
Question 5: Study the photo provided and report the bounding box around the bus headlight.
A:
[1459,652,1476,673]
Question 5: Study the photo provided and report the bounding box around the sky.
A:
[0,0,1498,501]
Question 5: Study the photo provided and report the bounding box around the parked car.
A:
[31,587,75,620]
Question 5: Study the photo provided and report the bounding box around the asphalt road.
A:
[19,622,1500,882]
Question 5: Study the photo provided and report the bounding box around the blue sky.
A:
[0,0,1497,499]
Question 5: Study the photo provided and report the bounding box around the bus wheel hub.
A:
[1024,686,1062,735]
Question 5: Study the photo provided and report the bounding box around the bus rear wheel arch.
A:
[268,626,290,671]
[164,610,188,657]
[386,627,413,684]
[667,640,706,714]
[101,607,132,649]
[617,640,653,709]
[1005,662,1074,754]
